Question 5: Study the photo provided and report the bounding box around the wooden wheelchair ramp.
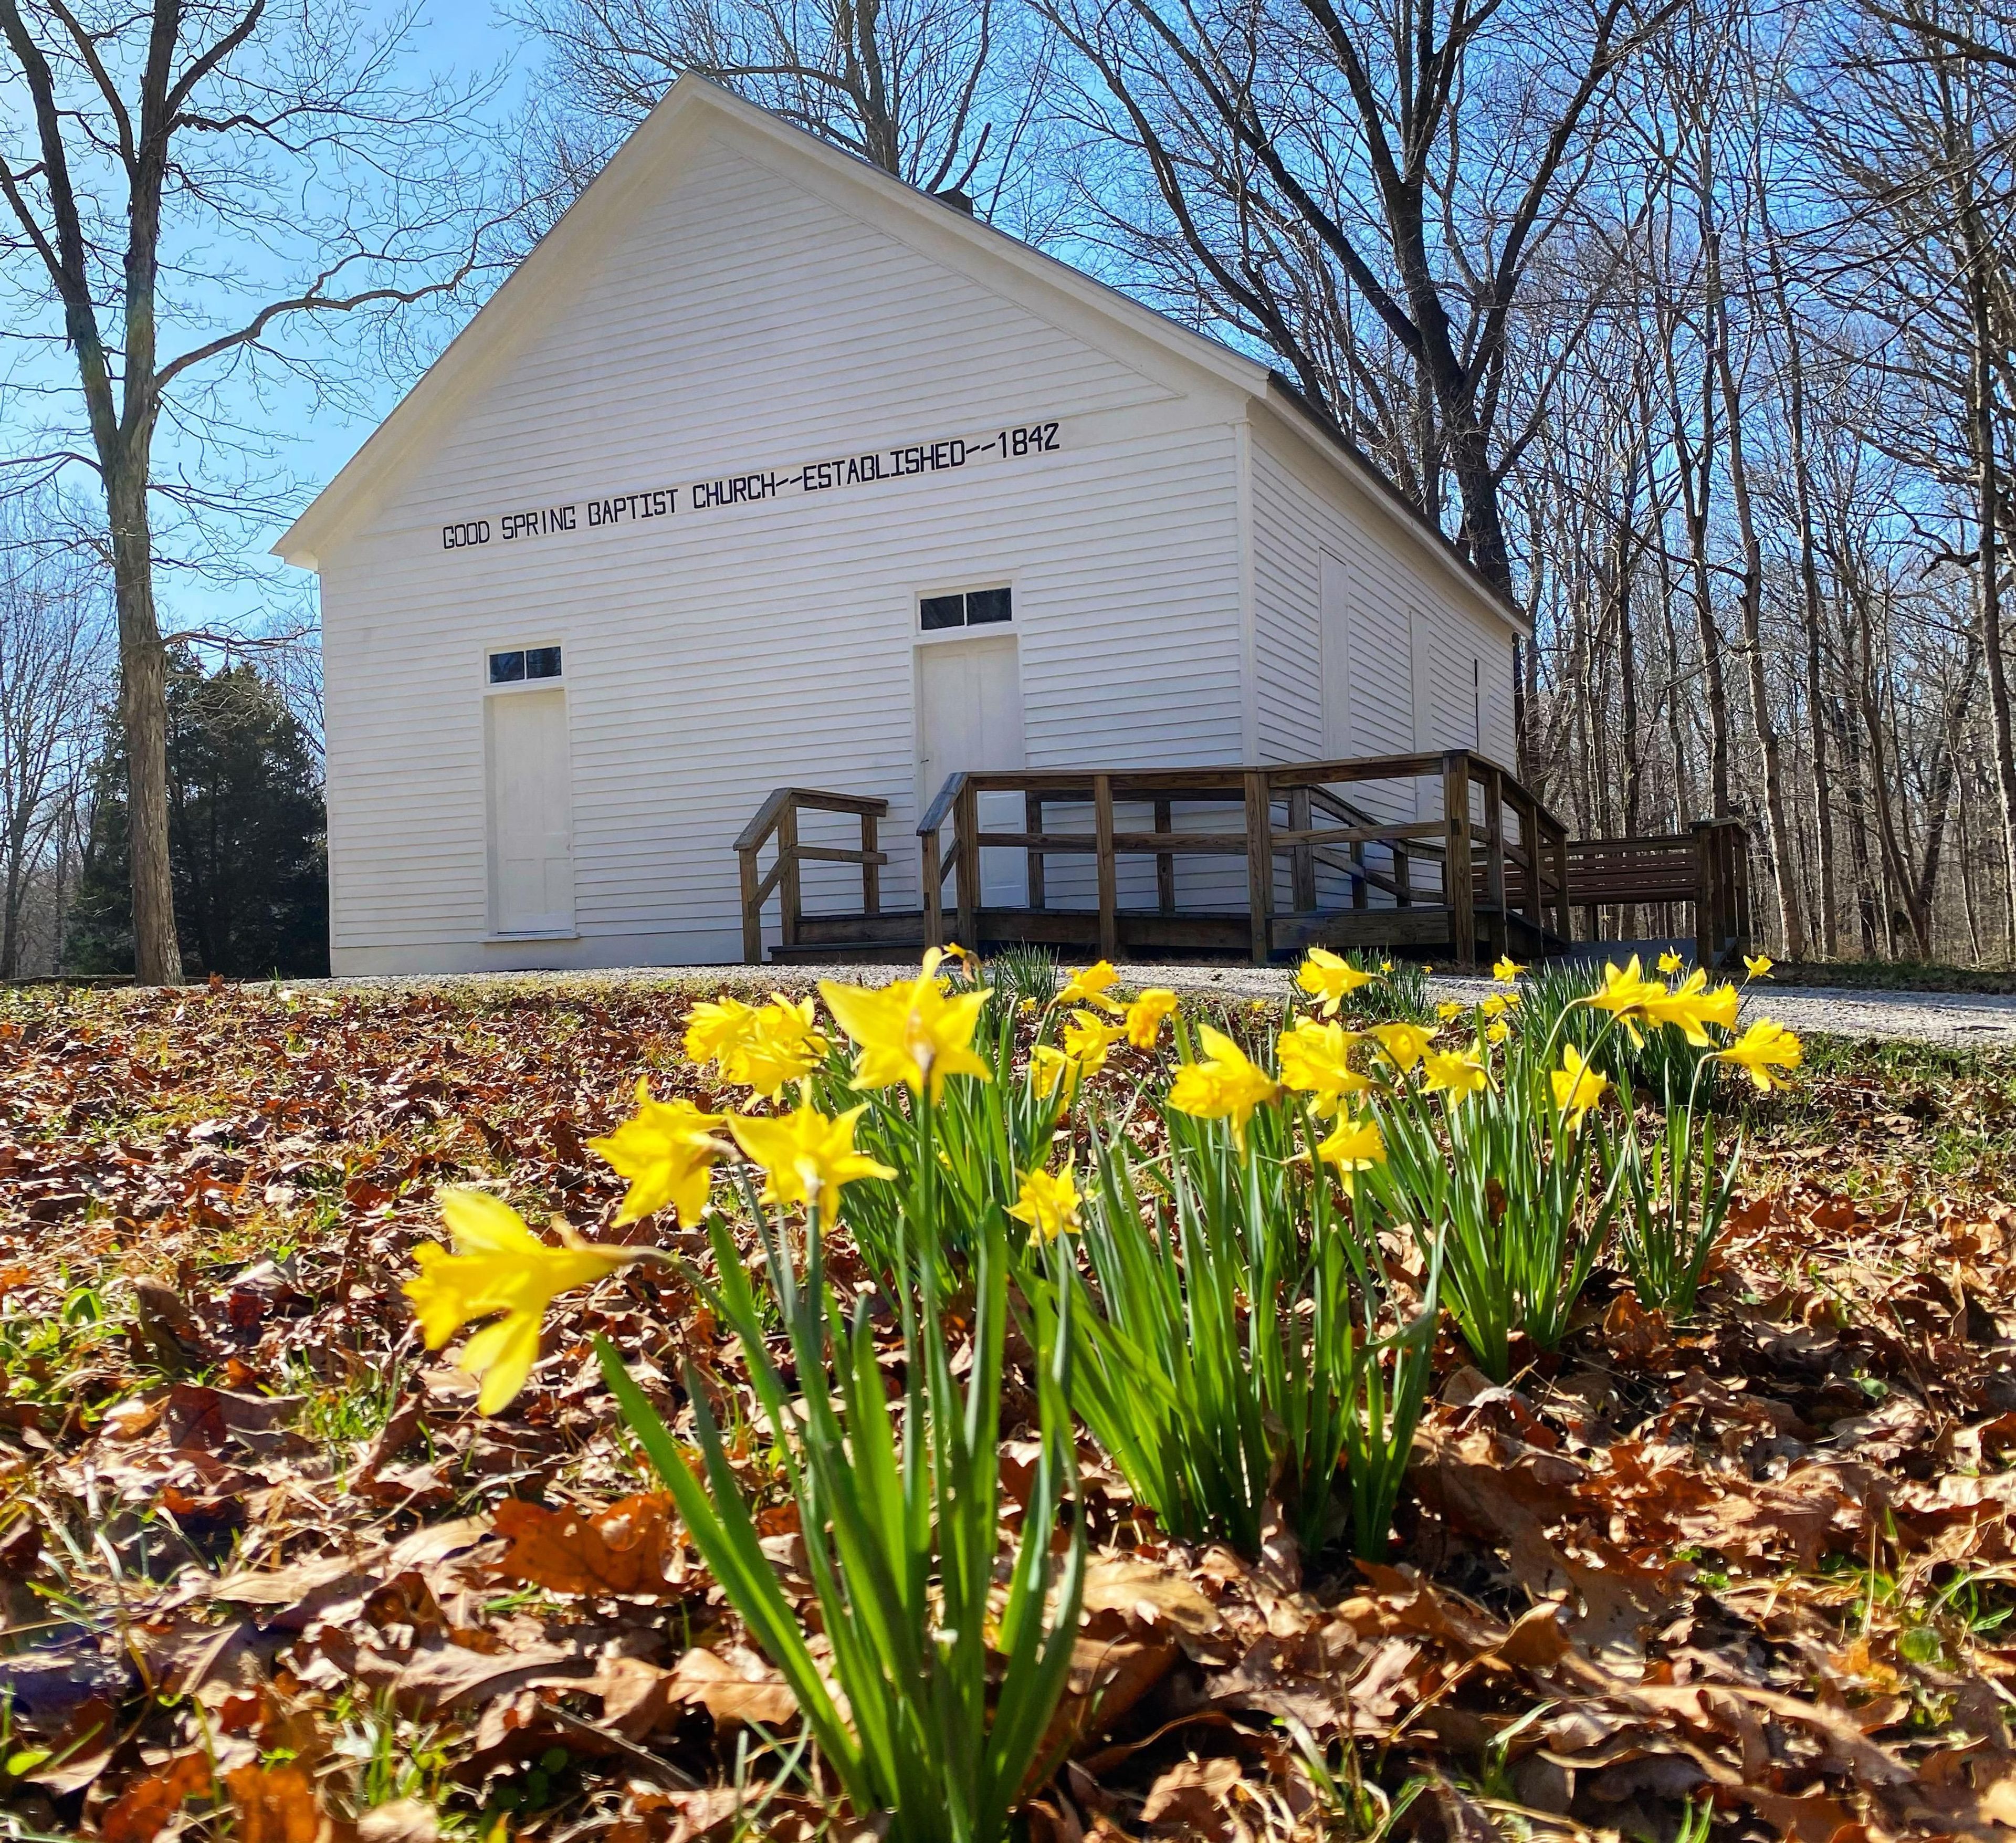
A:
[734,752,1750,970]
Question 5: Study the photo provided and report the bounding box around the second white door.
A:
[487,688,575,934]
[916,636,1026,907]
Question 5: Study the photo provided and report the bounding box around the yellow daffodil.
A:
[1715,1018,1801,1091]
[1642,968,1741,1047]
[1477,992,1507,1020]
[1007,1162,1082,1242]
[1744,954,1774,980]
[1295,946,1374,1018]
[587,1080,731,1226]
[1168,1024,1280,1147]
[404,1189,645,1414]
[1436,1000,1465,1022]
[734,996,828,1100]
[1030,1043,1080,1102]
[729,1103,896,1218]
[1589,956,1664,1045]
[1485,1020,1510,1045]
[1657,950,1685,976]
[1057,960,1124,1013]
[1063,1009,1124,1077]
[1380,960,1394,975]
[684,995,761,1073]
[1492,956,1526,982]
[1550,1045,1610,1130]
[1422,1050,1489,1100]
[1277,1018,1371,1116]
[1370,1020,1434,1073]
[820,950,992,1098]
[1314,1113,1385,1194]
[1124,988,1179,1049]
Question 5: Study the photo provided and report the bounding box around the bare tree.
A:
[0,489,109,978]
[511,0,1054,224]
[0,0,523,982]
[1033,0,1674,606]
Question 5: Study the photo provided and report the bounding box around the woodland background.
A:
[6,0,2016,975]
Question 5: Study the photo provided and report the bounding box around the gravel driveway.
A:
[319,960,2016,1049]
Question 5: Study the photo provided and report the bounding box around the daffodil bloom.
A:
[1168,1025,1281,1148]
[405,1189,646,1414]
[1436,1000,1465,1022]
[729,1103,896,1217]
[1550,1045,1610,1130]
[684,996,762,1074]
[734,996,828,1100]
[1370,1021,1434,1072]
[587,1080,731,1226]
[1063,1009,1124,1077]
[1007,1163,1083,1242]
[1715,1018,1801,1091]
[1380,960,1394,975]
[1124,988,1179,1049]
[1295,947,1374,1018]
[1276,1018,1370,1116]
[1657,949,1685,976]
[1492,956,1526,982]
[1589,956,1664,1045]
[1485,1020,1510,1045]
[1030,1043,1080,1102]
[820,950,992,1098]
[1314,1113,1385,1193]
[1744,954,1774,980]
[1056,960,1124,1013]
[1642,969,1740,1047]
[1477,992,1509,1020]
[1421,1050,1489,1100]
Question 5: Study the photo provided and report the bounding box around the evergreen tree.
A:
[67,657,328,978]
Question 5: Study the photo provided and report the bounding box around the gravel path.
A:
[311,960,2016,1049]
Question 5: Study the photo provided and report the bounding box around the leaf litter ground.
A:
[3,977,2016,1843]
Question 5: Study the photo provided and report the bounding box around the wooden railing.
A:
[736,787,890,964]
[1566,819,1751,967]
[916,750,1571,967]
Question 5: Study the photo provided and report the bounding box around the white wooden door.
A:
[916,636,1026,907]
[488,689,575,933]
[1320,551,1352,757]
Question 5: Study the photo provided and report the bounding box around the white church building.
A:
[278,76,1527,974]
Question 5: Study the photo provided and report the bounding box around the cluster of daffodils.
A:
[403,938,1803,1410]
[403,949,1183,1401]
[1158,943,1803,1188]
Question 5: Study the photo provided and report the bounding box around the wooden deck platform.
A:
[733,753,1751,971]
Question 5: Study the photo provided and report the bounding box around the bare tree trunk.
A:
[1955,148,2016,946]
[1709,228,1806,955]
[107,455,181,983]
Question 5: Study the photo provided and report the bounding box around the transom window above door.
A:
[919,586,1012,632]
[489,645,562,684]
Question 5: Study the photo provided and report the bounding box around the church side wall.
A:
[1246,411,1521,909]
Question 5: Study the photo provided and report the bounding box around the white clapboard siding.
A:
[350,139,1175,537]
[1247,417,1520,910]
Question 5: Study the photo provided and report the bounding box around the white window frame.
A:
[482,640,567,694]
[914,578,1016,646]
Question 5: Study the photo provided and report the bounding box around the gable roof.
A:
[274,74,1524,637]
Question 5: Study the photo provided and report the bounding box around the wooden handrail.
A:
[738,786,890,962]
[909,749,1565,967]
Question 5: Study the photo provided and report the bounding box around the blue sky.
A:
[151,0,537,645]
